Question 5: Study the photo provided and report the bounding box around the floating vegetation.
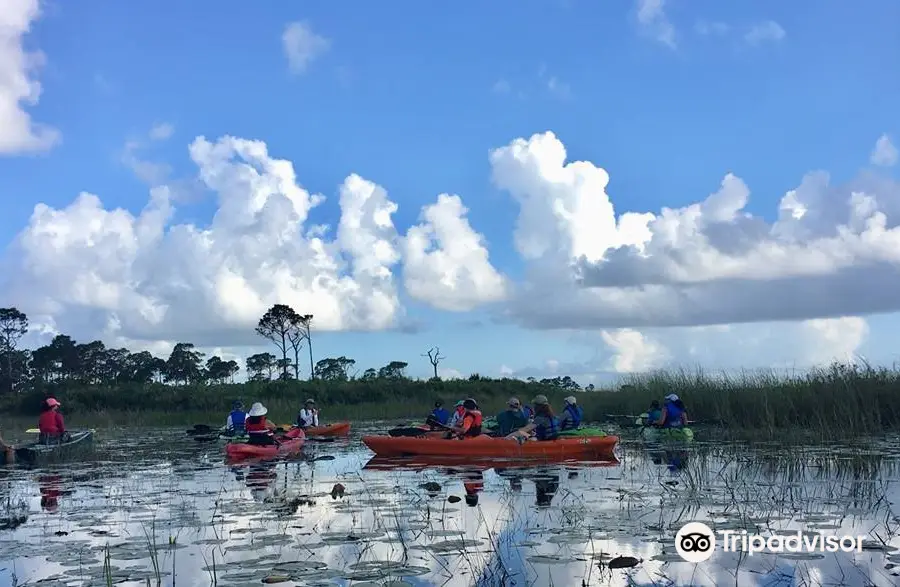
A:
[0,425,898,587]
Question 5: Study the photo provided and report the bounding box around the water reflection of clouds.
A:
[0,431,899,585]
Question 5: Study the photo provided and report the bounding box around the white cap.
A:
[248,402,268,416]
[665,394,679,402]
[564,396,577,405]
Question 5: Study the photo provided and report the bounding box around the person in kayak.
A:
[506,395,559,441]
[559,396,583,430]
[522,403,534,421]
[430,400,450,425]
[495,397,528,436]
[38,398,67,444]
[450,399,483,439]
[226,400,246,435]
[447,400,466,428]
[297,399,319,429]
[654,394,688,428]
[644,400,662,427]
[245,402,279,445]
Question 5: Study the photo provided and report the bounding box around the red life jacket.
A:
[38,410,64,436]
[460,410,483,437]
[245,417,269,434]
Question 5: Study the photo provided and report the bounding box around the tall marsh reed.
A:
[2,361,899,436]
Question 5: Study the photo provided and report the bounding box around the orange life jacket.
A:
[245,417,269,434]
[459,410,483,437]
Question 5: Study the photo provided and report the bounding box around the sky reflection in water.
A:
[0,426,899,586]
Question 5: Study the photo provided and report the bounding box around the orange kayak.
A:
[225,429,305,461]
[305,422,351,437]
[361,433,618,459]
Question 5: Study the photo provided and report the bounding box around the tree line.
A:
[0,305,592,393]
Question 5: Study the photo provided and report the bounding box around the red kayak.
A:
[225,428,305,461]
[305,422,352,437]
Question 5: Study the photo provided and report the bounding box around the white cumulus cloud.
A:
[403,194,508,311]
[745,21,786,45]
[635,0,676,48]
[488,131,900,331]
[0,0,60,155]
[871,134,898,167]
[4,135,412,347]
[282,21,329,75]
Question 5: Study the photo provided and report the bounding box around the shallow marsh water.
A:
[1,425,900,586]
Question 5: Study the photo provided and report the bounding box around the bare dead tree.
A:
[422,347,445,379]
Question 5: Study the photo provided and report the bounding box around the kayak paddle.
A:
[25,428,39,434]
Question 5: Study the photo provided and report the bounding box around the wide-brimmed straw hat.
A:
[248,402,268,417]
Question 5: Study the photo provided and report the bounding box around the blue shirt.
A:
[227,409,246,431]
[431,407,450,425]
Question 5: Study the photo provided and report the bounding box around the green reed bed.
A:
[2,361,900,436]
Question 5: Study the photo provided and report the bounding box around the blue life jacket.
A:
[229,409,246,431]
[523,405,534,419]
[647,408,662,425]
[431,407,450,425]
[562,404,583,430]
[663,401,684,428]
[535,415,560,440]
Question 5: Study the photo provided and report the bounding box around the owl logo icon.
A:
[675,522,715,562]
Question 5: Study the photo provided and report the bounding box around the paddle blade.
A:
[388,427,427,437]
[25,428,39,434]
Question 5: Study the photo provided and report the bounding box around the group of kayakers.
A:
[642,393,688,428]
[225,398,322,446]
[428,394,585,442]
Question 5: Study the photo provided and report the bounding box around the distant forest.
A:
[0,304,589,393]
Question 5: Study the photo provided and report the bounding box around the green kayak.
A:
[640,426,694,442]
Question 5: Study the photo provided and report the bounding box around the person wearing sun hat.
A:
[654,393,688,428]
[447,400,466,428]
[38,397,67,444]
[559,395,584,431]
[296,398,319,429]
[495,397,528,436]
[245,402,278,445]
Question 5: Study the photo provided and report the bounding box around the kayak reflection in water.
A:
[246,462,278,502]
[534,474,560,507]
[39,474,63,512]
[463,470,483,507]
[649,449,689,471]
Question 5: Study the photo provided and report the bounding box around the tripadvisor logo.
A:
[675,522,715,563]
[674,522,866,563]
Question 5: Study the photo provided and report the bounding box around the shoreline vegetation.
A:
[1,362,898,438]
[0,305,898,437]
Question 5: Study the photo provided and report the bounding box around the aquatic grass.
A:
[3,360,900,437]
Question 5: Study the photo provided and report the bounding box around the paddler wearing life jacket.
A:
[296,399,319,429]
[654,394,688,428]
[245,402,278,445]
[226,400,246,435]
[430,400,450,426]
[506,395,559,441]
[559,396,583,430]
[644,400,662,427]
[449,398,482,439]
[38,397,67,445]
[447,400,466,428]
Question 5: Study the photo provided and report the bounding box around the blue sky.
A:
[1,0,899,382]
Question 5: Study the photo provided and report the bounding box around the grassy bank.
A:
[2,362,899,436]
